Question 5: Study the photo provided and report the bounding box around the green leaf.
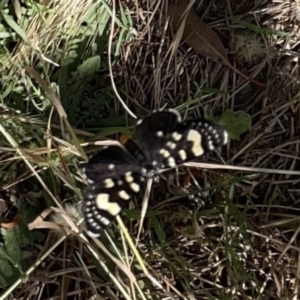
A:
[231,18,293,37]
[0,237,23,288]
[0,11,28,42]
[119,3,129,26]
[115,27,127,57]
[203,104,213,119]
[150,216,166,245]
[1,82,13,99]
[0,247,19,288]
[21,250,32,260]
[2,227,22,265]
[101,108,127,127]
[219,109,252,140]
[0,0,8,10]
[77,55,101,77]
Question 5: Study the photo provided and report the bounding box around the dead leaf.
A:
[169,1,228,62]
[1,214,22,229]
[168,2,266,88]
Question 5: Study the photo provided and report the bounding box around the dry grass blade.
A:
[137,178,153,241]
[25,66,66,119]
[108,0,137,119]
[25,66,87,161]
[184,162,300,176]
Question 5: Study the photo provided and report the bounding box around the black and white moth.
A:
[82,109,228,237]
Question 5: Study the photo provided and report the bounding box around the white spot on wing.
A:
[124,171,134,183]
[166,141,176,149]
[172,132,182,141]
[156,131,163,137]
[223,131,228,144]
[103,178,114,188]
[208,140,214,150]
[87,231,101,238]
[118,190,130,200]
[167,157,176,167]
[97,215,110,225]
[130,182,140,192]
[87,178,94,185]
[178,149,187,161]
[166,109,181,122]
[108,164,115,170]
[159,148,170,158]
[187,129,204,156]
[95,193,121,216]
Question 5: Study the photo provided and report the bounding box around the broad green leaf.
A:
[219,109,252,140]
[3,227,22,265]
[21,250,32,260]
[0,0,8,10]
[77,55,101,77]
[0,251,19,288]
[101,108,127,127]
[0,237,23,288]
